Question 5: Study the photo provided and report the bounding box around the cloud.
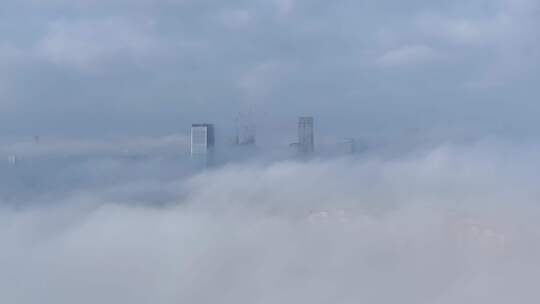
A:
[36,18,161,69]
[218,8,256,29]
[237,62,293,103]
[376,45,438,67]
[274,0,295,18]
[1,0,540,137]
[0,43,24,65]
[0,135,189,158]
[18,0,189,8]
[2,142,540,303]
[0,43,28,108]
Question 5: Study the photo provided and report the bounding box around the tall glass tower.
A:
[191,124,215,156]
[298,117,314,155]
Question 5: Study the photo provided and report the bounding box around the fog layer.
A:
[1,142,540,304]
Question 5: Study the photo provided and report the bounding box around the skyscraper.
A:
[338,138,356,154]
[191,124,215,156]
[298,117,314,155]
[235,112,256,146]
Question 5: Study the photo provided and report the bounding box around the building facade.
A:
[338,138,356,154]
[298,117,314,155]
[191,124,215,156]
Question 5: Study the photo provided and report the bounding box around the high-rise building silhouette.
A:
[298,117,314,155]
[235,112,256,146]
[191,124,215,156]
[339,138,356,154]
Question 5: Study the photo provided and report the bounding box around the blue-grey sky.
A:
[2,0,540,141]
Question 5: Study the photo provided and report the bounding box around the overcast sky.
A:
[1,0,540,141]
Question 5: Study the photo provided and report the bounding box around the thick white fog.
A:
[2,141,540,304]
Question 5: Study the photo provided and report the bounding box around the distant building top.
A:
[298,116,314,155]
[191,124,215,156]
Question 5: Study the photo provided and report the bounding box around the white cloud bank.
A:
[1,142,540,304]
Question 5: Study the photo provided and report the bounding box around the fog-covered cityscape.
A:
[3,0,540,303]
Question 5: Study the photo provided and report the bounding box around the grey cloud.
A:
[36,18,162,69]
[1,0,540,139]
[0,135,189,158]
[375,44,438,67]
